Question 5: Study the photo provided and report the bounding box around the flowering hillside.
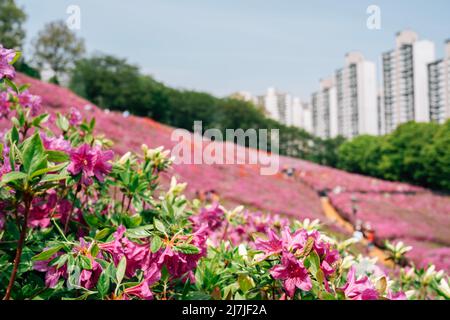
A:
[6,73,449,272]
[0,50,449,300]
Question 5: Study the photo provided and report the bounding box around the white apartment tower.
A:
[301,102,313,133]
[335,52,378,138]
[382,30,436,133]
[264,87,297,126]
[428,40,450,124]
[311,77,338,138]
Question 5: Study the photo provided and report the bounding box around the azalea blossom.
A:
[340,267,378,300]
[270,252,312,297]
[18,91,42,116]
[79,259,102,289]
[0,45,16,79]
[68,144,114,185]
[191,203,224,232]
[99,226,154,278]
[93,146,114,182]
[69,107,82,126]
[41,134,71,153]
[0,91,11,118]
[33,253,67,288]
[67,144,96,185]
[26,194,58,229]
[123,263,161,300]
[255,228,283,257]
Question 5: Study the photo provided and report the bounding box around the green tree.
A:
[33,20,85,82]
[0,0,26,49]
[422,120,450,191]
[70,54,169,119]
[312,135,346,167]
[378,122,439,184]
[337,135,382,175]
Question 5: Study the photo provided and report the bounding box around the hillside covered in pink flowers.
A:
[4,73,449,272]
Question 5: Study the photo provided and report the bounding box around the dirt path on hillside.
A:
[320,197,395,268]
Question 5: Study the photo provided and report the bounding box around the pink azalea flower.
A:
[69,107,82,126]
[0,91,11,119]
[33,252,67,288]
[79,260,102,289]
[41,134,71,153]
[67,144,97,185]
[0,45,16,79]
[124,280,153,300]
[56,199,73,225]
[18,91,42,116]
[99,226,153,278]
[74,239,103,289]
[340,266,379,300]
[270,252,312,297]
[156,227,207,282]
[191,203,224,232]
[387,290,407,300]
[124,263,161,300]
[27,194,58,229]
[255,228,283,257]
[92,146,114,182]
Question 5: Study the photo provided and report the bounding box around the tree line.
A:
[337,121,450,192]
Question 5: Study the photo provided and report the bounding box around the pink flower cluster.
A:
[0,45,16,79]
[67,144,114,186]
[20,191,73,229]
[18,90,42,116]
[256,227,339,297]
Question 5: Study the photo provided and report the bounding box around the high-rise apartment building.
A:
[335,52,378,138]
[382,30,435,133]
[428,40,450,124]
[311,77,338,138]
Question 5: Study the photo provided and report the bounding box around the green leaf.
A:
[32,245,63,261]
[95,228,111,240]
[40,173,69,183]
[80,256,93,270]
[18,84,30,93]
[319,291,336,300]
[116,256,127,285]
[21,133,45,176]
[31,162,68,179]
[56,114,70,132]
[238,274,255,293]
[1,171,27,185]
[4,78,18,93]
[97,269,110,298]
[11,51,22,65]
[174,244,200,255]
[32,114,50,127]
[45,150,69,163]
[10,126,19,145]
[154,219,166,233]
[150,235,162,253]
[308,250,321,275]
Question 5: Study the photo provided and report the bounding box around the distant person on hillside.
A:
[195,190,205,202]
[352,220,364,242]
[364,223,376,252]
[351,195,359,218]
[205,189,220,203]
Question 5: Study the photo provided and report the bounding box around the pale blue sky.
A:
[16,0,450,98]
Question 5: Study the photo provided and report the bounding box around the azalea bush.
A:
[0,45,449,300]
